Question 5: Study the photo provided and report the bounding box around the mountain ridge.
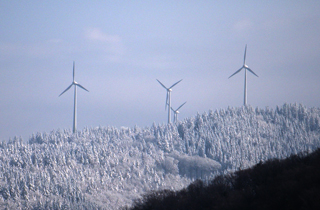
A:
[0,103,319,209]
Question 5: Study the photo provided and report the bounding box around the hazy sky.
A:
[1,1,320,141]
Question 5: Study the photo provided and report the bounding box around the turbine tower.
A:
[59,61,89,133]
[171,102,187,123]
[228,44,258,106]
[157,79,182,124]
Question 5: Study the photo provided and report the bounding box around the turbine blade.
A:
[165,91,169,110]
[73,61,75,82]
[169,79,183,89]
[243,44,247,65]
[176,101,187,111]
[156,79,168,89]
[170,106,175,112]
[59,84,73,97]
[76,83,89,92]
[246,67,259,77]
[228,67,243,79]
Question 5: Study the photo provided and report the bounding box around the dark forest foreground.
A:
[127,148,320,210]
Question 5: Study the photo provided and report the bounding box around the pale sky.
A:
[1,1,320,140]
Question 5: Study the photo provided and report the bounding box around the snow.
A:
[0,103,319,209]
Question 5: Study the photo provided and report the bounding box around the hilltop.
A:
[0,103,320,209]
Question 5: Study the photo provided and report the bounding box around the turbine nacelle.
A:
[157,79,183,123]
[229,45,259,79]
[170,101,187,123]
[59,61,89,133]
[228,45,259,106]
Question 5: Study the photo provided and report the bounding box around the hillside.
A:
[127,147,320,210]
[0,103,320,209]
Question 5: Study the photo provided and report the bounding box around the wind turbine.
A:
[157,79,182,124]
[59,61,89,133]
[228,44,258,106]
[171,102,187,123]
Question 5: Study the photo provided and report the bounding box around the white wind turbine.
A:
[171,101,187,123]
[157,79,183,124]
[229,44,258,106]
[59,61,89,133]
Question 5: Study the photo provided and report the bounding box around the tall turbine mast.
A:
[157,79,182,123]
[59,61,89,133]
[228,44,258,106]
[171,102,187,123]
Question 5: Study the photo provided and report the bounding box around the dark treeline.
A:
[127,148,320,210]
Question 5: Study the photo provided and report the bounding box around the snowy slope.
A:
[0,103,319,209]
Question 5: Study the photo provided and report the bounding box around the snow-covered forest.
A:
[0,103,320,209]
